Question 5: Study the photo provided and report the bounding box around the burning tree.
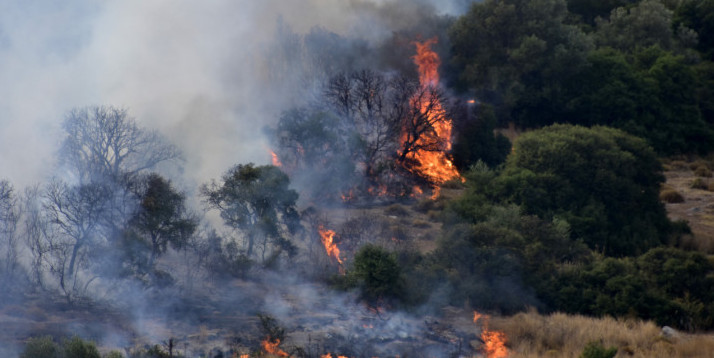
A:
[269,37,461,202]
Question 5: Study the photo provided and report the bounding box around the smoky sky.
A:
[0,0,472,189]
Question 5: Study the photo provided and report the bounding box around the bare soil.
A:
[662,164,714,253]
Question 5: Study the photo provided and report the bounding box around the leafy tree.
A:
[594,0,677,52]
[201,164,300,262]
[674,0,714,59]
[63,336,100,358]
[21,336,61,358]
[495,124,670,256]
[59,105,181,184]
[452,104,511,169]
[125,173,197,271]
[449,0,593,126]
[566,0,637,27]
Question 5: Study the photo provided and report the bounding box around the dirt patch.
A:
[663,165,714,253]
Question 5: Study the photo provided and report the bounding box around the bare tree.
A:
[43,179,111,299]
[60,105,182,183]
[0,180,24,292]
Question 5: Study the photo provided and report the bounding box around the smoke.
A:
[0,0,471,189]
[0,0,490,355]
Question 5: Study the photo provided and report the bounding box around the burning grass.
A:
[489,310,714,358]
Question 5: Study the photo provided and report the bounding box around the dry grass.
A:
[660,188,685,203]
[694,166,713,178]
[691,178,709,190]
[489,310,714,358]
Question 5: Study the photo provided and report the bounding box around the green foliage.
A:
[449,0,593,126]
[566,0,637,26]
[21,336,101,358]
[350,244,405,304]
[594,0,675,52]
[579,341,617,358]
[545,247,714,330]
[452,104,511,169]
[63,336,100,358]
[495,124,670,256]
[121,173,197,278]
[673,0,714,59]
[21,336,61,358]
[104,352,124,358]
[201,164,300,261]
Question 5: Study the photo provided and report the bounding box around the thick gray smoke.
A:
[0,0,471,189]
[0,0,483,355]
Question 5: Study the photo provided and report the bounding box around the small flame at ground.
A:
[318,225,343,265]
[261,338,289,357]
[473,311,508,358]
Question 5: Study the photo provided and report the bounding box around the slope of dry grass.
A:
[490,310,714,358]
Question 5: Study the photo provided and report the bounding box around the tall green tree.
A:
[123,173,197,274]
[449,0,593,126]
[201,164,300,262]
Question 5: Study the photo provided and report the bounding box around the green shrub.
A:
[660,189,684,203]
[21,336,60,358]
[691,178,708,189]
[351,244,404,304]
[104,352,124,358]
[579,341,617,358]
[63,336,100,358]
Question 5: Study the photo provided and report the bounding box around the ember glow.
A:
[473,311,509,358]
[402,38,461,187]
[318,225,343,265]
[261,338,289,357]
[270,150,282,167]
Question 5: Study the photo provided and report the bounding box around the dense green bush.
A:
[21,336,102,358]
[544,247,714,330]
[21,336,61,358]
[494,124,671,256]
[579,341,618,358]
[349,244,405,305]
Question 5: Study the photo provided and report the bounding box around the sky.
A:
[0,0,471,188]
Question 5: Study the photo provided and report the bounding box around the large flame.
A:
[403,38,461,188]
[473,311,508,358]
[318,225,343,265]
[261,338,289,357]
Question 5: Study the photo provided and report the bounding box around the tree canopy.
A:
[494,124,670,256]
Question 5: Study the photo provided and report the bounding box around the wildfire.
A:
[270,150,282,167]
[473,311,508,358]
[318,225,343,265]
[403,38,461,187]
[321,354,348,358]
[261,338,289,357]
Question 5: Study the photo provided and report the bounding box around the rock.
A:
[661,326,678,339]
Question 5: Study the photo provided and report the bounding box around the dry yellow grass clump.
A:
[488,310,714,358]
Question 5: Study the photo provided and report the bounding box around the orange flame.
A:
[473,311,508,358]
[403,38,461,187]
[270,150,282,167]
[321,354,349,358]
[262,338,289,357]
[318,225,343,265]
